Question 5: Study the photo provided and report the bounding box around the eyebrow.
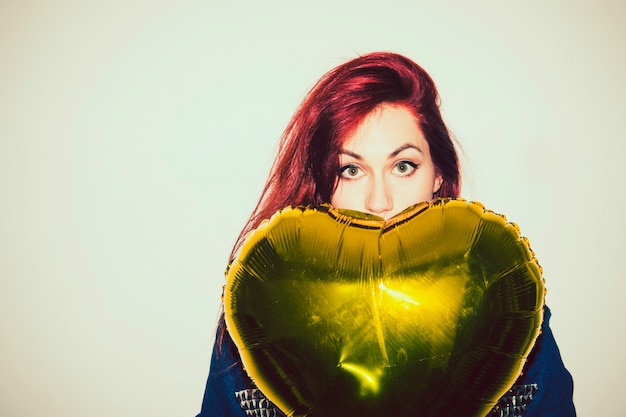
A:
[390,143,422,157]
[339,143,423,160]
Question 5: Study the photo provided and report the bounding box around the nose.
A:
[364,177,393,217]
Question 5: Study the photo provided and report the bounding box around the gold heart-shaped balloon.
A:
[224,199,544,417]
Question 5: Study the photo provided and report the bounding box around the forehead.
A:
[340,104,428,154]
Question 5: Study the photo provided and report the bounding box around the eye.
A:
[392,160,418,176]
[339,164,365,179]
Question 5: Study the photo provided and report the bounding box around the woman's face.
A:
[331,104,442,220]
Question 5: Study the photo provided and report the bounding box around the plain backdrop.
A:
[1,1,624,416]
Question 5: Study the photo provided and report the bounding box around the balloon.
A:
[224,199,545,417]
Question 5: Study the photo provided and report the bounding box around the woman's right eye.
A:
[339,164,364,179]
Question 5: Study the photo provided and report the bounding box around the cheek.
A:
[330,183,360,210]
[330,186,345,207]
[393,177,436,205]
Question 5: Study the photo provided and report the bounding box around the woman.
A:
[197,52,575,417]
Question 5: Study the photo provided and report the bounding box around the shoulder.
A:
[197,317,286,417]
[491,306,576,417]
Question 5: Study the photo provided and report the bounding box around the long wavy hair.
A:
[217,51,461,354]
[231,51,460,260]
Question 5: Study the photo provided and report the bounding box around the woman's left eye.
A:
[393,161,418,176]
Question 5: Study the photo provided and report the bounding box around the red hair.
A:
[231,51,460,259]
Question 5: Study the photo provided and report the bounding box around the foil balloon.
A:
[224,199,545,417]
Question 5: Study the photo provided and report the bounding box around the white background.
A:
[1,1,624,416]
